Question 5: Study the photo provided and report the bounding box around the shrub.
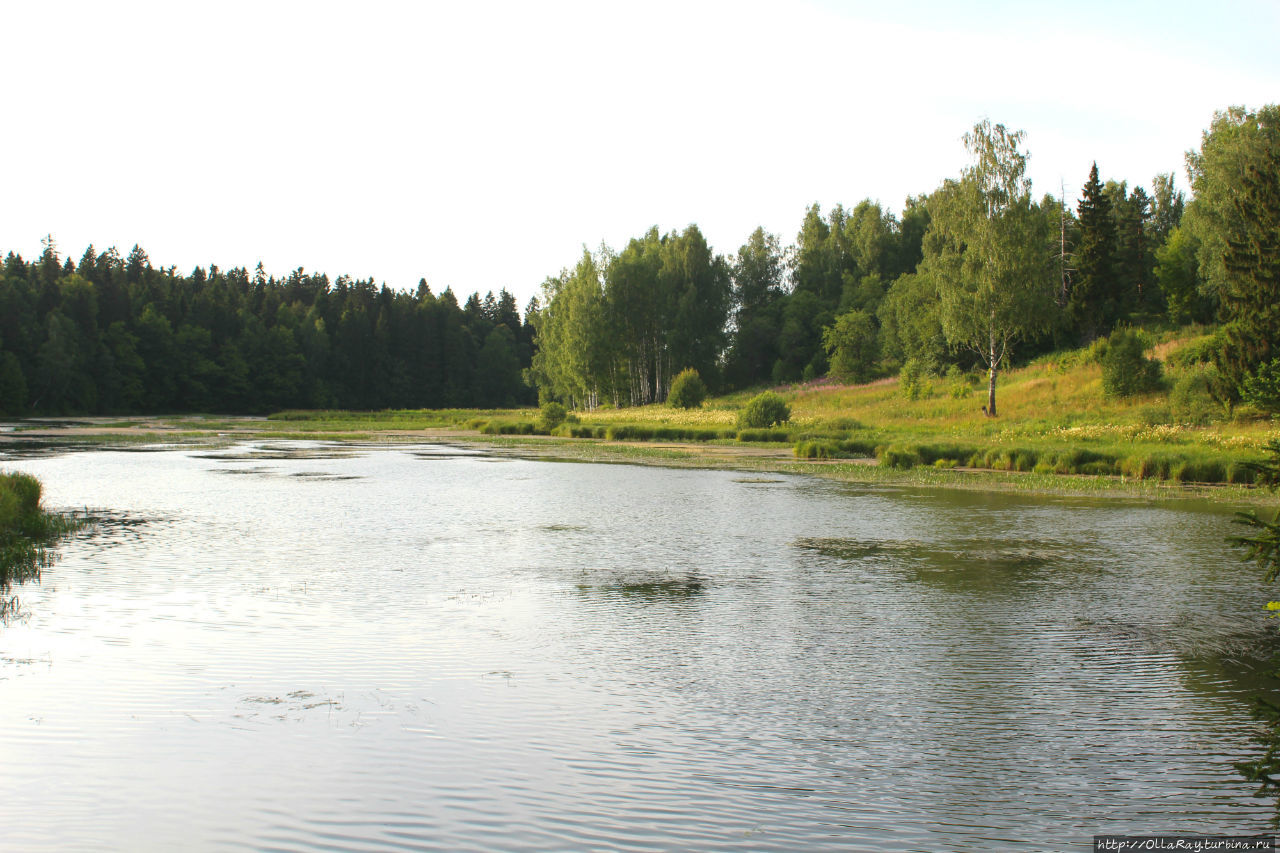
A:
[1170,365,1224,425]
[667,368,708,409]
[899,358,932,400]
[537,401,567,431]
[1100,329,1163,398]
[946,365,976,399]
[1137,405,1173,426]
[1166,334,1219,369]
[1243,359,1280,414]
[737,392,791,429]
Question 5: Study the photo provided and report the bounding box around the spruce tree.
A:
[1069,162,1116,341]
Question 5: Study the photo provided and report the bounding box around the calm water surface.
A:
[1,440,1276,851]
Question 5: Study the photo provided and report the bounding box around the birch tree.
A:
[924,120,1055,417]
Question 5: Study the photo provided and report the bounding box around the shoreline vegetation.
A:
[2,327,1274,506]
[0,471,84,619]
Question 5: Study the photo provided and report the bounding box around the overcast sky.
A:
[4,0,1278,307]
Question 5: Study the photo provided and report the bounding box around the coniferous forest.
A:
[2,104,1277,417]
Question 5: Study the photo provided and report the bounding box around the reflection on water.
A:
[0,439,1277,851]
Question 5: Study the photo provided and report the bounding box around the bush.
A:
[1100,329,1163,398]
[737,391,791,429]
[1243,359,1280,414]
[1170,365,1224,425]
[537,401,567,431]
[899,358,932,400]
[946,365,976,399]
[1166,334,1219,368]
[667,368,708,409]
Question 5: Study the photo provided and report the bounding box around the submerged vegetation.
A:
[1234,442,1280,813]
[0,471,82,619]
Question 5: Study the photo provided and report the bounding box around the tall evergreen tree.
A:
[1069,162,1117,340]
[1217,145,1280,396]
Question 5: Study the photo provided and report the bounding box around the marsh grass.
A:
[0,472,86,619]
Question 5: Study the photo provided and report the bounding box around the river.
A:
[0,439,1275,850]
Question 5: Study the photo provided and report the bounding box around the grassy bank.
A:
[3,327,1274,501]
[240,329,1275,492]
[0,472,84,618]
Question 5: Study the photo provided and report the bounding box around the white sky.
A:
[4,0,1278,308]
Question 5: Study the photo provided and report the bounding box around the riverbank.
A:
[0,415,1268,506]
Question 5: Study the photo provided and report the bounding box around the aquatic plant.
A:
[0,472,83,620]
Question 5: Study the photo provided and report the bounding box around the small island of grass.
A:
[0,472,82,619]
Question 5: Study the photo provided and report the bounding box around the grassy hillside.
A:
[501,327,1276,485]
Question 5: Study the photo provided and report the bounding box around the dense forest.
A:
[1,104,1276,417]
[0,250,538,414]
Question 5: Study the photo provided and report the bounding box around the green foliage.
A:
[0,240,539,415]
[735,427,793,443]
[1233,441,1280,809]
[537,401,567,431]
[602,424,729,442]
[0,351,27,415]
[736,391,791,429]
[923,120,1056,416]
[946,365,975,399]
[878,444,923,469]
[822,309,878,384]
[899,358,932,400]
[1099,329,1164,398]
[1155,226,1213,324]
[1186,105,1280,396]
[868,437,1248,485]
[1243,359,1280,414]
[481,420,538,435]
[667,368,708,409]
[1170,364,1225,425]
[876,272,948,374]
[1166,333,1219,368]
[1,472,82,616]
[1070,162,1119,339]
[533,225,731,408]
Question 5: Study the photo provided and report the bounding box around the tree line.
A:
[533,104,1277,415]
[0,246,537,415]
[1,104,1276,417]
